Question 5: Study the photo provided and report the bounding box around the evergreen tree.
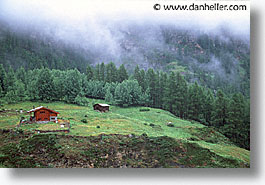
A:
[146,68,156,107]
[106,62,117,83]
[52,70,66,100]
[99,62,105,81]
[204,89,214,125]
[117,64,128,83]
[15,66,26,84]
[86,64,94,81]
[175,72,188,118]
[94,64,100,81]
[105,86,114,103]
[64,69,81,103]
[26,69,40,101]
[4,66,16,92]
[15,80,26,101]
[187,82,204,121]
[213,89,229,127]
[228,93,245,127]
[163,72,176,112]
[114,80,142,106]
[0,64,7,94]
[133,66,146,92]
[159,72,167,108]
[36,68,55,102]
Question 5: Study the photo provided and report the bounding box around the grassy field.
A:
[0,100,250,167]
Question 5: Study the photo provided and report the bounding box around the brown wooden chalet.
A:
[27,106,59,123]
[93,103,110,112]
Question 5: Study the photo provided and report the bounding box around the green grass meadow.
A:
[0,100,250,166]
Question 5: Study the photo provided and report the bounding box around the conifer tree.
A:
[64,69,81,103]
[175,72,188,118]
[36,68,55,102]
[15,66,26,84]
[187,82,204,121]
[94,64,100,81]
[106,62,117,83]
[213,89,229,127]
[86,64,94,81]
[117,64,128,83]
[146,68,156,107]
[99,62,105,81]
[4,66,16,92]
[0,64,6,96]
[133,65,146,92]
[204,89,214,125]
[163,72,176,112]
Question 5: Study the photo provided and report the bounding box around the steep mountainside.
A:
[0,21,250,96]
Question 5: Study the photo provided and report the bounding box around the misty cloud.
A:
[0,0,250,71]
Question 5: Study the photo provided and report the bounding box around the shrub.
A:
[96,125,100,128]
[81,119,87,123]
[139,108,150,112]
[149,123,155,127]
[74,95,90,106]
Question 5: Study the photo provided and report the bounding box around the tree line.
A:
[0,63,250,150]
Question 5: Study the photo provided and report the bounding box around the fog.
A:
[0,0,250,68]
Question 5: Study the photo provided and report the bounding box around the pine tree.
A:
[86,64,94,81]
[203,89,214,125]
[159,72,167,109]
[187,82,204,121]
[15,66,26,84]
[146,68,157,107]
[213,89,229,127]
[0,64,6,96]
[175,72,188,118]
[99,62,105,81]
[15,80,26,101]
[105,87,114,103]
[117,64,128,83]
[4,66,16,92]
[163,72,176,112]
[94,64,100,81]
[133,65,146,92]
[64,69,81,103]
[106,62,117,83]
[114,80,142,106]
[36,68,55,102]
[228,93,245,127]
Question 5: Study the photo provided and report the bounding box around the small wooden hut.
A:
[93,104,110,112]
[27,106,59,123]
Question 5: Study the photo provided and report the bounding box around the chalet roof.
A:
[27,106,60,114]
[94,103,110,107]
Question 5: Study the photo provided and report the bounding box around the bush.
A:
[149,123,155,127]
[139,108,150,112]
[96,125,100,128]
[74,95,90,106]
[81,119,87,123]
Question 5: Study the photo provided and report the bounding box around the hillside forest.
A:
[0,22,250,150]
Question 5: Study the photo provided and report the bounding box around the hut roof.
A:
[94,103,110,107]
[27,106,60,114]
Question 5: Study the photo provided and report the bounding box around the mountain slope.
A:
[0,100,250,167]
[0,22,250,96]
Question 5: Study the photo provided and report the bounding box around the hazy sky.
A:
[0,0,250,66]
[0,0,250,34]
